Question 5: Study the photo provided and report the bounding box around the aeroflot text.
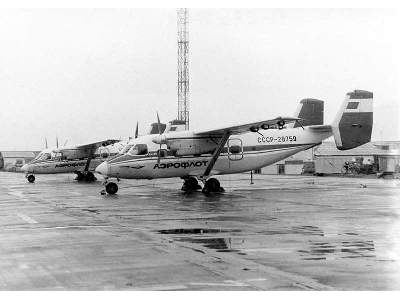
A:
[153,161,208,169]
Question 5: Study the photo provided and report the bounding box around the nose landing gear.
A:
[74,171,97,182]
[26,174,35,183]
[105,182,118,195]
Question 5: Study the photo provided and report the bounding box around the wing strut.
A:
[84,157,92,172]
[203,131,230,177]
[84,148,96,172]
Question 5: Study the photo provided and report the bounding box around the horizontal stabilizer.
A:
[293,98,324,128]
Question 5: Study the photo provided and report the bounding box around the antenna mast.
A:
[177,8,189,130]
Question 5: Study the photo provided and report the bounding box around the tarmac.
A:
[0,171,399,290]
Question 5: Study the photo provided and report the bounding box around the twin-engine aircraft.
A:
[21,139,123,183]
[20,120,187,183]
[95,90,373,195]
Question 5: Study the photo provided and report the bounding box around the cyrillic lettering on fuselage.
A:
[55,162,86,168]
[153,160,208,169]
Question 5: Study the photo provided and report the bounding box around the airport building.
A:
[260,141,400,176]
[0,151,39,172]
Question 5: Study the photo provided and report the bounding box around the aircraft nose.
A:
[21,164,29,173]
[95,161,109,176]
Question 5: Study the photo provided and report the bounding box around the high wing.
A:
[59,139,120,151]
[192,116,300,136]
[151,116,301,178]
[182,117,299,177]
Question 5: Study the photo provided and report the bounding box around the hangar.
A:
[0,151,39,172]
[314,141,400,175]
[260,141,400,176]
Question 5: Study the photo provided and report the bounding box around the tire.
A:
[85,171,96,182]
[75,172,84,181]
[105,182,118,195]
[202,178,222,193]
[182,177,201,192]
[27,174,35,183]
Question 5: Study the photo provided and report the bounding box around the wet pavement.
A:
[0,171,399,290]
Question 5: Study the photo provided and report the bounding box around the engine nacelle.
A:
[167,138,217,156]
[59,149,91,160]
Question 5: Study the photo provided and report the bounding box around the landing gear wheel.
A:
[75,171,96,182]
[202,178,224,194]
[85,171,96,182]
[105,182,118,195]
[75,172,84,181]
[181,177,202,192]
[27,174,35,183]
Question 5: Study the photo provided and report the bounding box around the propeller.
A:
[56,136,59,148]
[44,137,48,149]
[135,121,139,139]
[156,112,163,163]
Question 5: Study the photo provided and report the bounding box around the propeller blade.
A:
[45,137,48,149]
[135,121,139,139]
[157,145,162,164]
[56,136,59,148]
[156,112,163,163]
[156,112,162,135]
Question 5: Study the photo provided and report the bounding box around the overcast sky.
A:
[0,8,399,150]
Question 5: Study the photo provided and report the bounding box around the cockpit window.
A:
[120,144,134,154]
[128,144,148,156]
[35,152,51,161]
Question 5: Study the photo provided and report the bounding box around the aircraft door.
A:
[227,138,243,161]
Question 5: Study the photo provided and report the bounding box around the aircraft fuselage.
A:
[99,126,333,180]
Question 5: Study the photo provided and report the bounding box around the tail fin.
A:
[332,90,373,150]
[292,98,324,128]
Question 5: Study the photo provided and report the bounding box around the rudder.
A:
[332,90,373,150]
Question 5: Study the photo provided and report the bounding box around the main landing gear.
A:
[181,176,224,194]
[26,174,35,183]
[74,171,96,182]
[202,178,225,194]
[101,177,224,196]
[181,177,202,192]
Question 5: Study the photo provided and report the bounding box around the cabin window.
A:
[346,102,359,109]
[229,145,242,154]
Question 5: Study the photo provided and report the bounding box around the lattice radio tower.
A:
[177,8,189,130]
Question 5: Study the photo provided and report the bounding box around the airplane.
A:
[21,138,123,183]
[20,119,179,183]
[95,90,373,195]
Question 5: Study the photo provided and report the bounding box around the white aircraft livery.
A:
[95,90,373,195]
[21,139,122,183]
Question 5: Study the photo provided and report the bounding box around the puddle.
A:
[158,228,241,235]
[298,240,375,260]
[207,215,277,222]
[82,208,100,214]
[177,237,243,253]
[258,225,324,236]
[158,228,245,255]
